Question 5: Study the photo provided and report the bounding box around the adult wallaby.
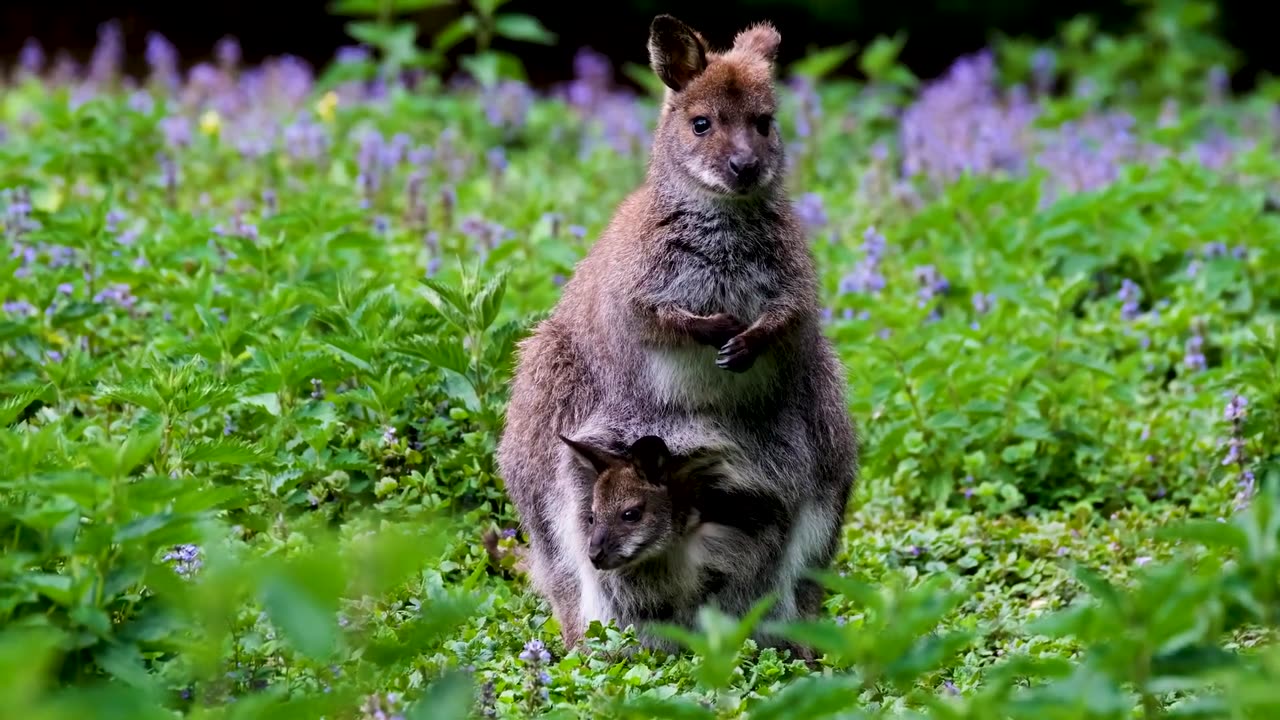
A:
[496,14,858,650]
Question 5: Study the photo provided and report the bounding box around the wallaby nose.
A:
[728,153,760,182]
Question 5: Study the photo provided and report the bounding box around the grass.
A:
[4,4,1280,718]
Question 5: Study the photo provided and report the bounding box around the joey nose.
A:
[728,153,760,183]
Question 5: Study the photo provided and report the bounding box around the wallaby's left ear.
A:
[732,21,781,63]
[648,14,709,91]
[560,434,617,476]
[629,435,672,485]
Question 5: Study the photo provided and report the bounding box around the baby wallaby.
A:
[560,433,697,572]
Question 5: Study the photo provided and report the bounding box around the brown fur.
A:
[496,14,858,652]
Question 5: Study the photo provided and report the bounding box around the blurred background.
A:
[1,0,1277,90]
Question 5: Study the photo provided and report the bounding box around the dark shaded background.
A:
[1,0,1276,89]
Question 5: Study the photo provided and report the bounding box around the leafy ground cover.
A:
[3,2,1280,718]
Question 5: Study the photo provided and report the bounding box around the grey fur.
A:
[494,14,858,652]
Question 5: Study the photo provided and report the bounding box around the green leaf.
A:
[394,336,471,376]
[492,14,557,45]
[257,552,343,660]
[432,13,478,53]
[241,392,282,417]
[26,573,73,607]
[471,269,508,331]
[113,513,184,544]
[0,385,48,426]
[1153,520,1250,554]
[407,670,474,720]
[418,278,473,331]
[330,0,452,15]
[787,42,857,81]
[610,696,717,720]
[183,438,269,465]
[747,673,865,720]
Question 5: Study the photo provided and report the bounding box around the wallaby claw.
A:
[716,334,756,372]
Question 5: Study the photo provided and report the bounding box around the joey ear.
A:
[732,21,781,63]
[628,435,672,485]
[648,14,708,91]
[560,434,616,475]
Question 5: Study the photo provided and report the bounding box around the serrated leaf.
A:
[394,336,471,376]
[183,438,269,465]
[241,393,282,417]
[0,385,48,426]
[417,279,472,331]
[471,269,508,331]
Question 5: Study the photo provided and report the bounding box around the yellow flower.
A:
[199,109,221,137]
[317,91,339,122]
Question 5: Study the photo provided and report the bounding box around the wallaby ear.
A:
[628,435,672,485]
[648,14,708,91]
[560,434,616,475]
[732,21,781,63]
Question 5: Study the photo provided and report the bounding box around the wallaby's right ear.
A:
[560,434,615,475]
[648,14,708,92]
[629,435,673,485]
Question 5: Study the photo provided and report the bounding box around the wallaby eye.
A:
[620,507,642,523]
[692,116,712,136]
[587,512,595,525]
[755,115,773,136]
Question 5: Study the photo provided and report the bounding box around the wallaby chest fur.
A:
[496,14,858,651]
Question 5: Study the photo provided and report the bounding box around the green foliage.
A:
[3,4,1280,719]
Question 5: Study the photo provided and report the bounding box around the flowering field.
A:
[4,3,1280,719]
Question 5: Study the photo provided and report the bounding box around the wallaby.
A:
[561,428,811,660]
[496,14,858,651]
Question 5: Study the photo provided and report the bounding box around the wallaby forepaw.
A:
[716,334,757,372]
[690,312,747,348]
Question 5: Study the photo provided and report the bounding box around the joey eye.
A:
[620,507,642,523]
[587,512,595,525]
[692,116,712,136]
[755,115,773,136]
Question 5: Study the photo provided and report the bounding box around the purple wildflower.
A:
[913,265,950,312]
[502,528,518,539]
[794,192,827,231]
[519,639,552,665]
[3,300,36,318]
[1184,335,1206,372]
[382,426,397,446]
[215,36,242,69]
[1118,279,1141,320]
[18,38,45,75]
[485,80,534,133]
[162,544,203,578]
[87,20,125,87]
[311,378,325,400]
[1204,242,1229,259]
[1222,392,1253,508]
[335,45,371,65]
[94,283,138,310]
[1031,48,1055,95]
[486,147,509,175]
[145,32,180,89]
